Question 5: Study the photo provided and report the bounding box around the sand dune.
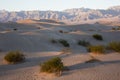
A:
[0,20,120,80]
[17,19,64,25]
[0,22,119,52]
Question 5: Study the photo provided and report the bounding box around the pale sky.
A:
[0,0,120,11]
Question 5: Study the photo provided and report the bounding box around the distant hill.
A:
[0,6,120,24]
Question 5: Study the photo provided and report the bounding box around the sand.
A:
[0,20,120,80]
[0,53,120,80]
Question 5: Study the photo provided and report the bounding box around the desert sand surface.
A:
[0,20,120,80]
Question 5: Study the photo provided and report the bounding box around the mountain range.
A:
[0,6,120,23]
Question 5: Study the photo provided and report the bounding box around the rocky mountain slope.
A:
[0,6,120,23]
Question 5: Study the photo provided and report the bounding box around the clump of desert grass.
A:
[40,57,64,76]
[107,41,120,53]
[4,51,25,64]
[87,45,105,54]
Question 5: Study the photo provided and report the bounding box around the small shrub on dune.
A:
[88,45,105,54]
[59,30,63,33]
[58,39,70,47]
[92,34,103,40]
[13,28,17,31]
[112,27,116,30]
[51,39,57,44]
[4,51,25,64]
[40,57,64,76]
[78,40,90,47]
[107,41,120,53]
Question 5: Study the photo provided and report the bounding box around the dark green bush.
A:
[88,45,105,54]
[78,40,90,47]
[58,39,70,47]
[59,30,63,33]
[112,27,116,30]
[40,57,64,73]
[92,34,103,40]
[13,28,17,31]
[4,51,25,64]
[51,39,57,43]
[107,42,120,53]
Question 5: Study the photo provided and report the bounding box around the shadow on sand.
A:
[62,60,120,76]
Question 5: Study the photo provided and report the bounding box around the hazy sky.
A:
[0,0,120,11]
